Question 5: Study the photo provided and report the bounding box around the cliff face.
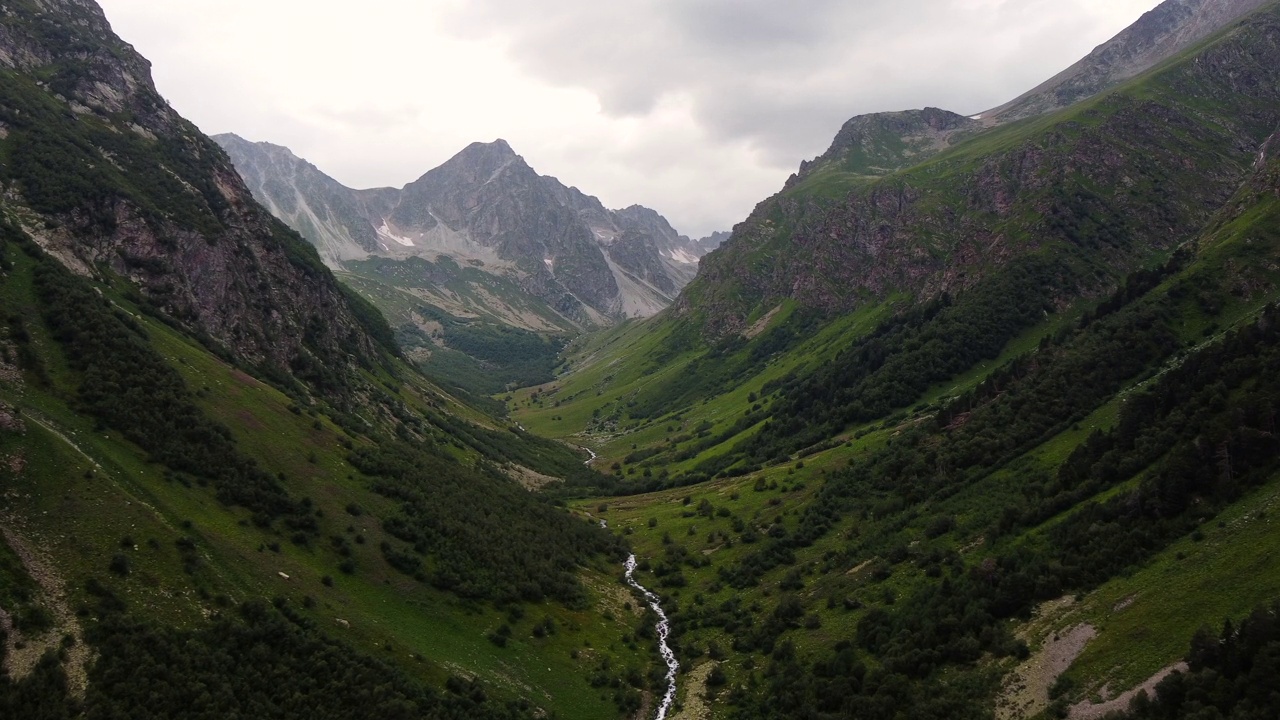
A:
[0,0,387,374]
[212,134,385,262]
[787,108,982,188]
[678,2,1280,337]
[216,135,715,326]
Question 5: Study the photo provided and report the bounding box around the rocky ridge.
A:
[216,134,719,326]
[677,0,1280,337]
[0,0,387,374]
[981,0,1275,124]
[787,107,982,188]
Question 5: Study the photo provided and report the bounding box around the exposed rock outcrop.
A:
[0,0,387,374]
[216,135,716,326]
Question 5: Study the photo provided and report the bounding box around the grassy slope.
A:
[512,300,903,476]
[518,36,1280,715]
[0,245,648,720]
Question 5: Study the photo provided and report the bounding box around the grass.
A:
[511,300,898,476]
[1059,473,1280,698]
[0,247,651,719]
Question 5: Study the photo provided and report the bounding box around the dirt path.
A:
[670,661,716,720]
[997,623,1097,720]
[1069,663,1188,719]
[0,521,91,698]
[22,412,101,471]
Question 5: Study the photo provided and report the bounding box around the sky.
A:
[95,0,1160,238]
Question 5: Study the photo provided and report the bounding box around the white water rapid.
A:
[625,554,679,720]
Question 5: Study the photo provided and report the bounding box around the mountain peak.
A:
[458,138,518,160]
[789,107,979,186]
[213,132,298,158]
[425,138,529,187]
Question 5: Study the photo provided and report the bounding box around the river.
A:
[624,554,679,720]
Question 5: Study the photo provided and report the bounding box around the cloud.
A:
[445,0,1157,170]
[96,0,1159,237]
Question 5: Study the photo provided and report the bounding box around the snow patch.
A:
[543,257,554,271]
[668,247,700,265]
[376,220,416,247]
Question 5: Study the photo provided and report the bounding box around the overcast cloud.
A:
[96,0,1158,237]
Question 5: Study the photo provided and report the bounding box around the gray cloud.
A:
[97,0,1158,238]
[446,0,1156,171]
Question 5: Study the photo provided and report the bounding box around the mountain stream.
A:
[599,502,679,719]
[625,554,679,720]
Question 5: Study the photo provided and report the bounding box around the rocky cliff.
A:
[216,135,713,326]
[0,0,389,375]
[677,0,1280,337]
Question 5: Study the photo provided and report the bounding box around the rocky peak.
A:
[217,134,708,325]
[213,132,384,260]
[694,231,730,254]
[790,107,981,186]
[0,0,389,377]
[614,205,679,235]
[426,139,523,185]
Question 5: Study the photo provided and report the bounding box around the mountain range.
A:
[3,0,1280,719]
[214,134,721,328]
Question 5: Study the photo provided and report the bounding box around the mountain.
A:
[0,2,393,380]
[981,0,1275,124]
[786,107,982,188]
[0,2,651,718]
[208,135,385,263]
[8,0,1280,719]
[680,0,1280,338]
[693,230,730,254]
[217,134,716,403]
[215,134,711,327]
[784,0,1272,207]
[512,2,1280,718]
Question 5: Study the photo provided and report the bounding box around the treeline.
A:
[735,256,1065,466]
[720,256,1194,589]
[1120,599,1280,719]
[351,441,626,605]
[722,293,1280,717]
[0,590,539,720]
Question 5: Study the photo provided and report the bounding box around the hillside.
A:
[215,133,723,404]
[511,2,1280,718]
[981,0,1274,124]
[5,0,1280,719]
[0,1,663,718]
[782,0,1273,219]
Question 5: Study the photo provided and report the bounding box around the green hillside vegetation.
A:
[509,8,1280,719]
[681,4,1280,342]
[339,258,572,408]
[0,216,658,718]
[5,0,1280,718]
[517,5,1280,489]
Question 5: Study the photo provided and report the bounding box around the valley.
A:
[3,0,1280,719]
